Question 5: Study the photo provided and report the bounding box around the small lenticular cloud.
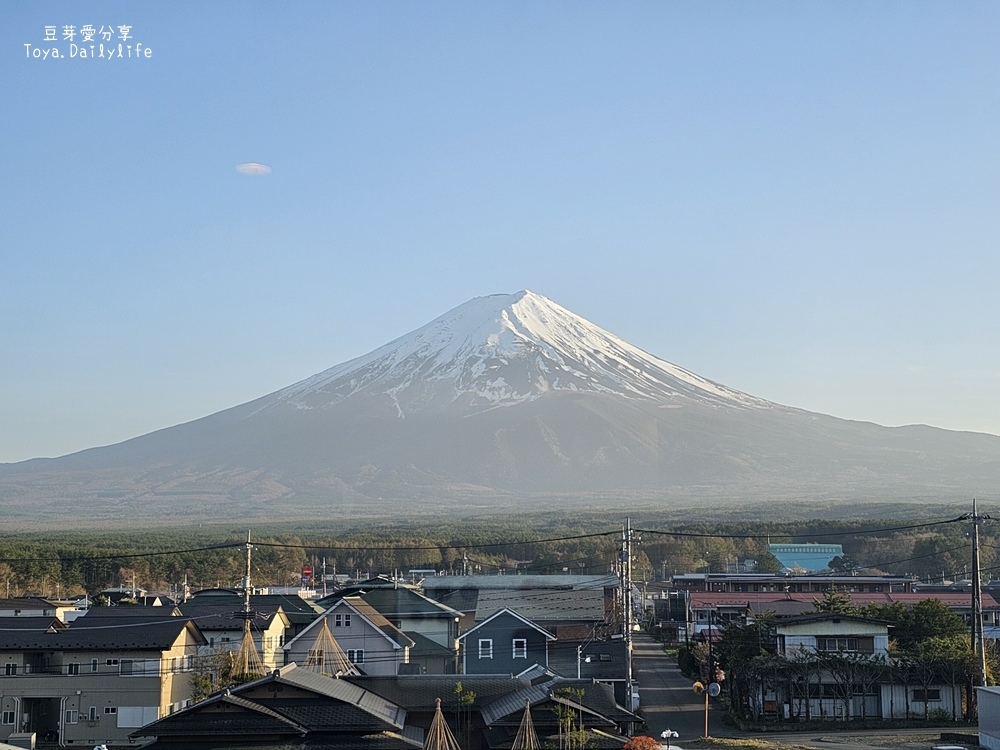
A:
[236,162,272,176]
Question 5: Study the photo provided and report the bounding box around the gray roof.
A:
[72,607,183,623]
[0,616,66,632]
[0,618,204,650]
[179,604,288,633]
[405,630,455,659]
[140,663,408,740]
[422,575,618,592]
[346,674,532,711]
[356,587,463,620]
[475,589,607,623]
[480,677,636,727]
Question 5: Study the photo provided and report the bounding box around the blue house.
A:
[458,608,555,675]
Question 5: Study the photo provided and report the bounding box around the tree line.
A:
[0,511,995,598]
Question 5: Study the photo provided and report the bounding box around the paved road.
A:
[632,634,729,742]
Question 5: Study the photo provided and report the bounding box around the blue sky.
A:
[3,2,1000,463]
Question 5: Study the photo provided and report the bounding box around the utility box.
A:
[6,733,36,749]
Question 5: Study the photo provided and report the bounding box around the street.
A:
[632,634,729,742]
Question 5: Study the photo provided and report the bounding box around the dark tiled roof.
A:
[422,575,618,591]
[347,674,531,711]
[240,665,408,729]
[72,607,183,623]
[0,617,66,632]
[1,618,203,650]
[141,694,306,737]
[357,588,462,619]
[140,733,422,750]
[179,604,287,633]
[261,698,397,733]
[481,678,635,726]
[475,590,607,623]
[406,630,455,658]
[139,665,408,740]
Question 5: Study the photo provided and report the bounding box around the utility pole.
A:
[962,500,991,689]
[621,518,635,711]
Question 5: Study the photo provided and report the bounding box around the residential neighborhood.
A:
[0,537,997,750]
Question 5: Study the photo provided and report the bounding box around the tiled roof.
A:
[347,674,532,711]
[179,604,287,633]
[358,587,463,619]
[475,590,607,623]
[405,630,455,658]
[422,575,618,591]
[0,618,203,650]
[73,607,183,621]
[0,616,66,632]
[141,693,307,736]
[140,734,422,750]
[689,591,999,608]
[480,677,635,727]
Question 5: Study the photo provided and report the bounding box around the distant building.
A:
[769,543,844,572]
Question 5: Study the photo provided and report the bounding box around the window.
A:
[4,663,16,676]
[88,707,97,722]
[817,637,859,652]
[67,662,80,675]
[104,707,117,715]
[1,712,14,725]
[347,649,365,664]
[119,658,160,676]
[64,710,78,725]
[913,689,941,702]
[478,639,493,659]
[116,706,159,727]
[91,659,99,672]
[106,658,119,666]
[306,648,325,666]
[334,613,351,627]
[512,638,527,659]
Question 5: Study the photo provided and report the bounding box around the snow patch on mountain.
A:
[253,291,774,416]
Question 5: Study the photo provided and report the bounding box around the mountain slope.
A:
[3,291,1000,525]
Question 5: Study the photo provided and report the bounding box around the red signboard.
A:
[302,565,313,579]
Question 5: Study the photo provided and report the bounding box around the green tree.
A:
[812,589,858,615]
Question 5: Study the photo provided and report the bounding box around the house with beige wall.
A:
[0,619,205,747]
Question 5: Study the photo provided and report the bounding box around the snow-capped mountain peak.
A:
[259,291,770,416]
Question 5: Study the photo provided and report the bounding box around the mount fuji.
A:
[3,290,1000,525]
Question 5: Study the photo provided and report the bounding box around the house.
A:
[767,614,962,721]
[178,603,291,670]
[284,596,415,676]
[133,663,421,750]
[319,579,463,674]
[0,617,206,747]
[686,590,1000,640]
[458,608,555,675]
[184,588,325,642]
[0,597,82,622]
[422,574,620,637]
[134,665,639,750]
